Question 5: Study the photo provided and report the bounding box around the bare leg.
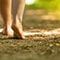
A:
[12,0,25,39]
[0,0,13,36]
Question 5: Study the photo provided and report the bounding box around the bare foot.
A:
[3,27,14,37]
[12,22,25,39]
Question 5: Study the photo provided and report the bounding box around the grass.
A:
[0,10,60,60]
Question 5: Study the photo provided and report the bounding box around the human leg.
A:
[0,0,13,36]
[12,0,25,39]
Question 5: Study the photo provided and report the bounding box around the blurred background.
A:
[25,0,60,20]
[26,0,60,11]
[23,0,60,30]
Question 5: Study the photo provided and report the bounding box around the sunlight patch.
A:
[26,0,35,5]
[0,28,60,36]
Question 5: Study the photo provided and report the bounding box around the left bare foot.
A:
[3,27,14,37]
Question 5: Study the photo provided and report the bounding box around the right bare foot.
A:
[12,23,25,39]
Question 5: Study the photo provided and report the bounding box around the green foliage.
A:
[26,0,60,11]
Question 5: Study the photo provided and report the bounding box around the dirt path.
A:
[0,9,60,60]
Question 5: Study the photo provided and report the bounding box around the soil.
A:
[0,10,60,60]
